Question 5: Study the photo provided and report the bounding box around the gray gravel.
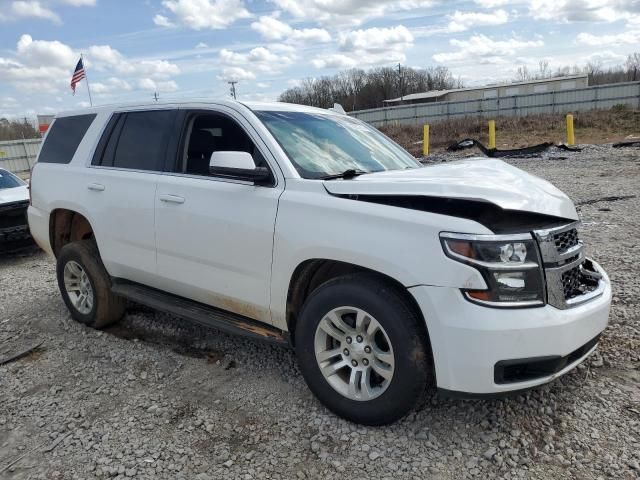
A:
[1,143,639,480]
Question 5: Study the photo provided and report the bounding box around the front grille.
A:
[562,265,582,299]
[553,228,579,254]
[0,201,28,229]
[534,222,603,309]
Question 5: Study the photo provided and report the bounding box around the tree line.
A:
[279,53,640,112]
[0,118,40,142]
[278,66,463,111]
[516,53,640,85]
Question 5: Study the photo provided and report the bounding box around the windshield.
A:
[0,170,26,190]
[255,111,420,179]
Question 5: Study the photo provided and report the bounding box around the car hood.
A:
[323,158,578,220]
[0,185,29,205]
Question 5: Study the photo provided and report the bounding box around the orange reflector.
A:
[467,290,491,301]
[447,240,474,258]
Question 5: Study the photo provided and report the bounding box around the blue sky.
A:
[1,0,639,119]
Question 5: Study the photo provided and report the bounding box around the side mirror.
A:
[208,151,271,184]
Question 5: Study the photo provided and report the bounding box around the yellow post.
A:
[423,124,429,156]
[488,120,496,149]
[566,114,575,146]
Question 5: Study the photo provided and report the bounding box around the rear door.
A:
[153,107,283,323]
[87,109,178,285]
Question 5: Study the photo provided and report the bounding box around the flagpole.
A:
[81,53,93,107]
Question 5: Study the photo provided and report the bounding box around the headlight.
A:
[440,232,545,308]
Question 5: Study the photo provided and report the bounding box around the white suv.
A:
[28,101,611,425]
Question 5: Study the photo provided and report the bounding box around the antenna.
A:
[228,81,237,99]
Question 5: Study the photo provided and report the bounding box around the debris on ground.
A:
[446,138,582,158]
[0,340,43,366]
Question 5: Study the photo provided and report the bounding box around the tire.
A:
[56,240,126,329]
[295,273,433,425]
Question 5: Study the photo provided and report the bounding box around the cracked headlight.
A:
[440,232,545,308]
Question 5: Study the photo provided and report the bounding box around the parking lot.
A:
[1,144,639,480]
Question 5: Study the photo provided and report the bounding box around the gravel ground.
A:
[1,144,639,480]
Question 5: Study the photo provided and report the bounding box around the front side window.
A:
[0,169,26,189]
[38,114,96,164]
[255,111,420,179]
[179,113,268,176]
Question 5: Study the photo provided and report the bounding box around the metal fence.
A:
[350,81,640,126]
[0,139,41,174]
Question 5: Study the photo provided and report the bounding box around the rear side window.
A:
[38,114,96,164]
[93,110,176,171]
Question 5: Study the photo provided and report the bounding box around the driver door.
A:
[152,108,283,324]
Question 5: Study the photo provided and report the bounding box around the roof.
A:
[384,74,588,104]
[55,99,339,118]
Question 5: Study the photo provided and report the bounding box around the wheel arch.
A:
[49,208,95,257]
[285,259,430,348]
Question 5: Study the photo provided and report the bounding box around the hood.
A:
[323,158,578,220]
[0,185,29,205]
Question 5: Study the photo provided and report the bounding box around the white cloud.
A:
[0,35,75,92]
[195,42,209,48]
[311,54,357,69]
[11,1,61,24]
[3,0,96,24]
[159,0,252,30]
[153,14,175,27]
[272,0,434,25]
[256,82,270,88]
[313,25,413,69]
[218,46,294,77]
[576,30,640,46]
[219,66,255,81]
[433,34,544,64]
[91,78,133,94]
[137,78,178,92]
[0,34,180,97]
[87,45,123,66]
[473,0,510,6]
[529,0,637,23]
[447,10,509,32]
[339,25,413,53]
[87,45,180,78]
[16,34,76,68]
[61,0,96,5]
[251,14,331,43]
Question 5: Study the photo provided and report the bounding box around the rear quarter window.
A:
[38,114,96,164]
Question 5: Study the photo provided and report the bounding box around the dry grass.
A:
[379,106,640,156]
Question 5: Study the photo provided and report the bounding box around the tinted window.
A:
[0,169,26,189]
[38,114,96,164]
[182,113,262,176]
[112,110,176,171]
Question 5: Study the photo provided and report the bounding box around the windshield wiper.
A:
[320,169,369,180]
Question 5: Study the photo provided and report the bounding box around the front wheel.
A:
[295,274,433,425]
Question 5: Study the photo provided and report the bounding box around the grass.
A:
[379,106,640,156]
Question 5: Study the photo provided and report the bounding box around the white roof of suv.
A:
[56,100,339,118]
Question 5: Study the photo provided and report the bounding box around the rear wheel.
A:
[56,240,126,328]
[296,274,432,425]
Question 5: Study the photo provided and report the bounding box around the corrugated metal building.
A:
[384,74,589,106]
[0,139,41,174]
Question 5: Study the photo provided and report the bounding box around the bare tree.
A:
[0,118,40,141]
[277,65,461,111]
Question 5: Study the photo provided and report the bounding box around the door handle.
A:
[87,183,105,191]
[159,194,185,204]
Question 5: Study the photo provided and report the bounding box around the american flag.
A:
[70,58,86,94]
